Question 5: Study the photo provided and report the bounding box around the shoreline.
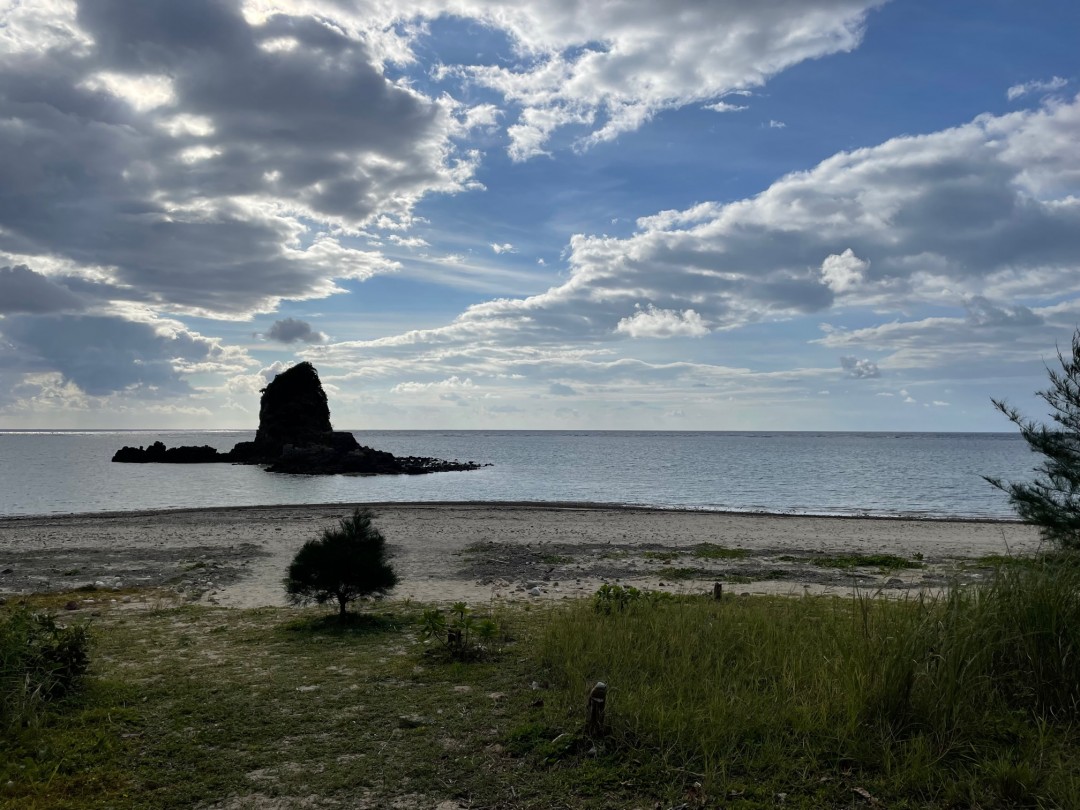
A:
[0,498,1022,525]
[0,502,1041,609]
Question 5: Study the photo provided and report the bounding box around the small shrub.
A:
[1,606,90,728]
[419,602,500,660]
[592,584,669,613]
[284,508,398,621]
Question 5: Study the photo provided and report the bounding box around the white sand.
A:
[0,502,1042,608]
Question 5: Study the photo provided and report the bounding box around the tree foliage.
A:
[987,330,1080,551]
[284,508,398,618]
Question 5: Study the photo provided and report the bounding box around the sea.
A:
[0,430,1037,520]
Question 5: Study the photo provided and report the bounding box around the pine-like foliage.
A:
[284,508,399,618]
[986,330,1080,551]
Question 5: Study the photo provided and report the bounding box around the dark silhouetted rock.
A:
[112,442,222,463]
[112,362,487,476]
[253,361,333,453]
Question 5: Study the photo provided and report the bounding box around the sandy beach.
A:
[0,502,1043,608]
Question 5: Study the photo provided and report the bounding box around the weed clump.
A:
[419,601,501,660]
[1,606,90,729]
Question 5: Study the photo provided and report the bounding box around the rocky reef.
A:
[112,362,486,476]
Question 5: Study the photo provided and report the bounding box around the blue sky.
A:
[1,0,1078,430]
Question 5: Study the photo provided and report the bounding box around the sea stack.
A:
[227,361,361,465]
[113,362,486,476]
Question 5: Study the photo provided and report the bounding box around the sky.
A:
[1,0,1079,432]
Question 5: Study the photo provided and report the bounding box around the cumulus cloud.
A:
[820,249,868,294]
[615,306,709,338]
[1007,76,1068,101]
[433,0,884,159]
[491,243,516,254]
[0,0,483,318]
[266,317,326,344]
[0,314,246,396]
[307,93,1080,393]
[0,265,87,314]
[839,356,880,378]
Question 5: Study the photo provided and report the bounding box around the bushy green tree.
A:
[987,330,1080,551]
[284,508,398,619]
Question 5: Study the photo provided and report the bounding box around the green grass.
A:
[540,554,573,565]
[535,559,1080,808]
[778,553,924,573]
[4,559,1080,808]
[691,543,749,560]
[655,566,707,581]
[971,553,1048,570]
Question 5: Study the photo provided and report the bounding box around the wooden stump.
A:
[586,681,608,737]
[713,582,723,600]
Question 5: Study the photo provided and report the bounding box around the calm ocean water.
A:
[0,430,1036,520]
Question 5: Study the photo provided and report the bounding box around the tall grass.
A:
[537,560,1080,806]
[0,606,90,730]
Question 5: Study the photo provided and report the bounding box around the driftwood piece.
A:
[713,582,723,600]
[586,681,608,737]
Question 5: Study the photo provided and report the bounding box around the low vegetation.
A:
[3,555,1079,808]
[778,552,924,573]
[1,605,90,731]
[284,507,398,620]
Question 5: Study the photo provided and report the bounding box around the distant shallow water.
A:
[0,430,1034,519]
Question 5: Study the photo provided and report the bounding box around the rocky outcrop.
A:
[112,362,487,475]
[111,441,223,464]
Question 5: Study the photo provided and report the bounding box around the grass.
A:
[778,552,924,573]
[655,566,707,581]
[3,559,1080,808]
[535,558,1080,808]
[539,554,573,565]
[691,543,749,560]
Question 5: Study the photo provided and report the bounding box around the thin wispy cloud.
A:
[1007,76,1068,100]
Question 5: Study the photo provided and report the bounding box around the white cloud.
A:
[491,242,516,254]
[768,119,787,129]
[820,249,868,293]
[391,376,475,393]
[615,306,709,338]
[432,0,884,159]
[704,101,749,113]
[839,356,880,378]
[309,94,1080,398]
[1007,76,1068,101]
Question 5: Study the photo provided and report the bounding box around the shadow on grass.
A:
[279,610,412,636]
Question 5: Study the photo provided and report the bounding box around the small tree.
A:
[986,329,1080,551]
[284,508,398,619]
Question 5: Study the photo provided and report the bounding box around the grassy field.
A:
[3,559,1079,809]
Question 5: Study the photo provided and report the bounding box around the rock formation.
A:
[112,362,486,475]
